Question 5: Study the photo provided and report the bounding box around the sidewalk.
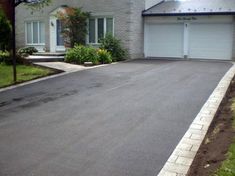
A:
[34,62,88,73]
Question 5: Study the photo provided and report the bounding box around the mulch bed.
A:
[187,80,235,176]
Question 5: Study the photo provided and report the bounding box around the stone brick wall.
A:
[129,0,145,58]
[232,16,235,60]
[15,0,146,59]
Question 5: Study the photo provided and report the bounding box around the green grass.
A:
[214,144,235,176]
[214,99,235,176]
[0,63,54,88]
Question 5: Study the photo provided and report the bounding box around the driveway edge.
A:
[157,63,235,176]
[0,62,118,93]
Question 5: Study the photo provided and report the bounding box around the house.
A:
[15,0,235,60]
[15,0,148,59]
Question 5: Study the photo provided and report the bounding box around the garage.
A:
[143,0,235,61]
[145,24,184,58]
[188,23,233,60]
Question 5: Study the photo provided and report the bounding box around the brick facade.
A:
[15,0,145,59]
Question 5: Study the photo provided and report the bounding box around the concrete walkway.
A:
[34,62,88,73]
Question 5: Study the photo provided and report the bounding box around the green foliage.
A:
[0,8,11,50]
[214,143,235,176]
[57,7,90,48]
[213,98,235,176]
[100,34,127,61]
[97,49,112,64]
[0,50,10,63]
[65,45,99,65]
[0,63,54,88]
[17,47,38,56]
[24,0,51,11]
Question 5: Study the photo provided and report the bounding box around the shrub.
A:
[17,47,38,57]
[97,49,112,64]
[65,45,99,65]
[57,7,90,48]
[100,34,127,61]
[0,50,11,64]
[0,50,10,63]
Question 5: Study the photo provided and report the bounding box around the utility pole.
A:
[11,0,17,83]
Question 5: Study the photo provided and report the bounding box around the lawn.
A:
[214,99,235,176]
[0,63,55,88]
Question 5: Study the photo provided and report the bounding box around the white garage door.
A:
[189,23,233,60]
[145,24,184,58]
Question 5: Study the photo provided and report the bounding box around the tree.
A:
[10,0,51,83]
[0,8,11,50]
[57,7,90,48]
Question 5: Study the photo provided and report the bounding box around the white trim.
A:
[49,9,65,52]
[183,23,189,57]
[25,21,45,45]
[95,18,98,44]
[104,18,107,36]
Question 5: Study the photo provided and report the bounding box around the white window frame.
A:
[25,21,45,45]
[88,17,114,44]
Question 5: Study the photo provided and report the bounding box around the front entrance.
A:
[50,8,65,52]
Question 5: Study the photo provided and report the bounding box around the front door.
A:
[50,16,65,52]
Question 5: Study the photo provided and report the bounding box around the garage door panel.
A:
[146,24,184,58]
[189,23,233,60]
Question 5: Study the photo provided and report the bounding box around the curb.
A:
[0,62,118,93]
[157,64,235,176]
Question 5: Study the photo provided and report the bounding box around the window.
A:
[26,21,45,45]
[88,17,114,44]
[56,20,64,46]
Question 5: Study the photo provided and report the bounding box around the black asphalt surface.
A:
[0,59,232,176]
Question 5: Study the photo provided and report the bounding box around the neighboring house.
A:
[15,0,235,60]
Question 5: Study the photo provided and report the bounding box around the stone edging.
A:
[157,63,235,176]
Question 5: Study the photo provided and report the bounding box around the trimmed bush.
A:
[65,45,99,65]
[100,34,127,61]
[17,47,38,57]
[97,49,112,64]
[0,50,10,64]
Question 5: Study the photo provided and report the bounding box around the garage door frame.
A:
[144,16,234,60]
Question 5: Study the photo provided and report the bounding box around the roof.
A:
[143,0,235,16]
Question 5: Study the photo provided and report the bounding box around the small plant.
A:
[65,45,99,65]
[17,47,38,57]
[100,34,127,61]
[0,50,10,64]
[97,49,112,64]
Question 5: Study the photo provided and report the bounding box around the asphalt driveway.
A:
[0,59,232,176]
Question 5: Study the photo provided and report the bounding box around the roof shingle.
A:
[143,0,235,16]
